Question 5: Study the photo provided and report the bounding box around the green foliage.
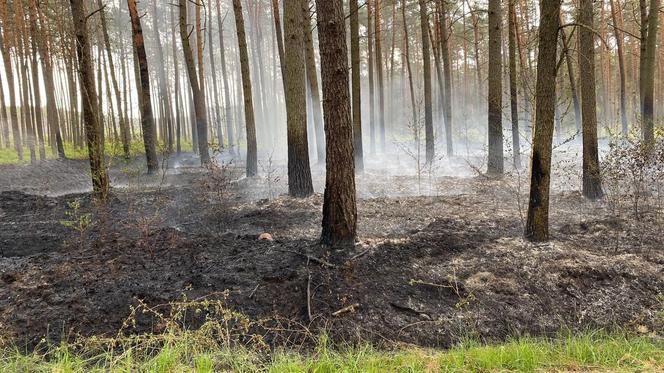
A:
[1,331,661,372]
[60,200,94,246]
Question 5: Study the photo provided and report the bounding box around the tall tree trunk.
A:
[284,0,314,197]
[151,0,174,153]
[271,0,286,79]
[171,3,183,154]
[216,0,236,154]
[350,0,364,172]
[375,0,386,152]
[579,0,603,200]
[508,0,520,168]
[367,0,376,154]
[179,0,211,164]
[315,0,357,247]
[27,6,45,160]
[524,0,560,242]
[208,6,224,150]
[232,0,258,176]
[642,0,660,145]
[558,20,582,133]
[303,1,326,162]
[98,0,129,158]
[0,2,23,160]
[438,0,453,156]
[402,0,417,127]
[69,0,109,200]
[128,0,159,173]
[487,0,503,175]
[419,0,435,163]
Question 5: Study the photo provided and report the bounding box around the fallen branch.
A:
[332,303,360,317]
[349,247,372,261]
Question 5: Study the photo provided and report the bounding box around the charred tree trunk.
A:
[525,0,560,242]
[69,0,109,200]
[232,0,258,176]
[284,0,314,197]
[128,0,159,173]
[350,0,364,172]
[315,0,357,247]
[487,0,503,175]
[579,0,603,200]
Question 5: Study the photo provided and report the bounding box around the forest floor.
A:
[0,151,663,351]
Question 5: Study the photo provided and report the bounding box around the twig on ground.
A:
[332,303,360,317]
[248,284,260,299]
[349,247,371,261]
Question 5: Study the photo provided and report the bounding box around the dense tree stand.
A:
[315,0,357,247]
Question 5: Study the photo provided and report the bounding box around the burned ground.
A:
[0,155,662,350]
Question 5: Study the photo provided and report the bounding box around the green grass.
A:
[1,331,662,372]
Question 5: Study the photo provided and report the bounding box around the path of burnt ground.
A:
[0,156,663,349]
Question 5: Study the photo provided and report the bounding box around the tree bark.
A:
[367,0,376,154]
[128,0,159,173]
[487,0,503,175]
[284,0,314,197]
[232,0,258,176]
[579,0,603,200]
[315,0,357,247]
[69,0,109,200]
[524,0,560,242]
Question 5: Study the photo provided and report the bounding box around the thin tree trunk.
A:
[402,0,417,127]
[98,0,129,158]
[375,0,386,152]
[367,0,376,154]
[303,1,326,162]
[208,6,224,151]
[558,20,582,133]
[315,0,357,247]
[419,0,435,163]
[438,0,453,156]
[232,0,258,176]
[524,0,560,242]
[170,4,182,154]
[179,0,211,164]
[609,0,628,135]
[216,0,236,154]
[508,0,520,168]
[128,0,159,173]
[0,2,23,160]
[350,0,364,172]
